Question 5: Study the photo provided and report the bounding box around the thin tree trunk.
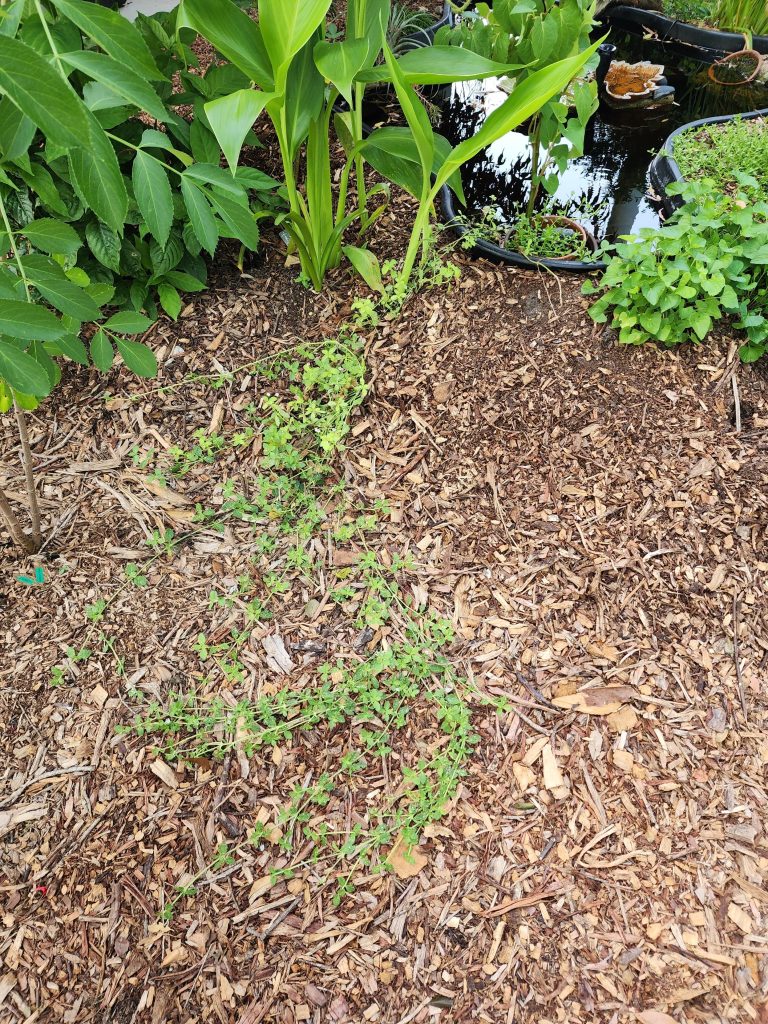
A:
[0,482,37,554]
[14,402,42,551]
[0,403,42,554]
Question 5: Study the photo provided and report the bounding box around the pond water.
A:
[438,31,768,243]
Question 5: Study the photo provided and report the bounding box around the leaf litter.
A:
[1,216,768,1024]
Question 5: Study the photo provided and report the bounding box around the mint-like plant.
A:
[583,178,768,361]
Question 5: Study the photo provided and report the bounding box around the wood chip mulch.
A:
[2,215,768,1024]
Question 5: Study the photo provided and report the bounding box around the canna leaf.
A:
[180,0,273,89]
[258,0,333,88]
[204,89,274,172]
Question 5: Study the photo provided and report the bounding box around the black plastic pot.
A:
[399,1,454,51]
[601,5,768,58]
[649,106,768,214]
[439,185,607,272]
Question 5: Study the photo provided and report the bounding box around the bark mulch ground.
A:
[2,221,768,1024]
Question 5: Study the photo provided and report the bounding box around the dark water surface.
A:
[439,31,768,243]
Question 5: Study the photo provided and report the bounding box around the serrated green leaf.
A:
[69,114,128,233]
[116,336,157,378]
[90,328,113,371]
[21,255,102,322]
[208,190,260,250]
[132,150,174,247]
[85,220,122,272]
[180,178,218,255]
[47,333,89,365]
[61,50,169,123]
[103,311,154,334]
[20,219,82,257]
[48,0,164,81]
[0,340,52,396]
[0,35,90,149]
[0,300,64,341]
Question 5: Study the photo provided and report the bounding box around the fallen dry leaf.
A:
[387,834,429,879]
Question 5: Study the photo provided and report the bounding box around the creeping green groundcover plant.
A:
[180,0,600,293]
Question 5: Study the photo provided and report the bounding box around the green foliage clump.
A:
[674,117,768,198]
[709,0,768,33]
[584,178,768,362]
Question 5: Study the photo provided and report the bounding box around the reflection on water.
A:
[439,32,768,243]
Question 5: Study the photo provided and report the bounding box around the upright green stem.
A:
[0,192,31,300]
[352,82,368,228]
[526,119,542,221]
[34,0,67,77]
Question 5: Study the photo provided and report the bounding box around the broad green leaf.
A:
[362,126,463,202]
[116,337,158,377]
[132,151,174,247]
[180,0,273,89]
[0,97,36,161]
[157,282,181,320]
[48,333,89,365]
[48,0,164,81]
[342,245,383,293]
[181,178,218,255]
[0,0,24,39]
[21,255,102,322]
[359,46,528,85]
[381,46,435,196]
[61,51,168,123]
[208,190,261,250]
[259,0,332,88]
[0,36,90,149]
[86,220,122,271]
[103,311,154,334]
[90,328,113,371]
[20,219,82,257]
[0,300,64,341]
[285,36,324,159]
[314,38,369,103]
[69,114,128,232]
[0,340,52,397]
[205,89,273,172]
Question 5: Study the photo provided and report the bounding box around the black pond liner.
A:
[649,105,768,215]
[439,184,607,273]
[601,5,768,58]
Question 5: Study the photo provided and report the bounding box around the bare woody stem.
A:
[14,401,42,551]
[0,481,37,554]
[0,404,43,554]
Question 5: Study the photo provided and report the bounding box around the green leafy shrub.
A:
[0,0,281,551]
[583,178,768,362]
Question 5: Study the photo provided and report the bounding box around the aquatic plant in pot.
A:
[437,0,602,265]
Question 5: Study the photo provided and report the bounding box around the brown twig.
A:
[733,593,747,722]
